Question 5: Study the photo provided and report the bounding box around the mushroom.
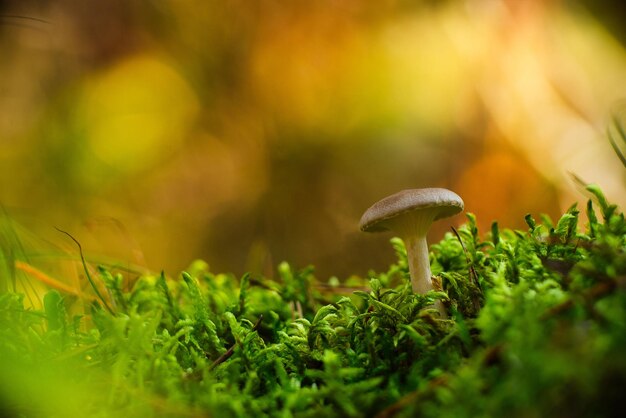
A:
[359,188,464,317]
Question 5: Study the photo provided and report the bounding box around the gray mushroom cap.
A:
[359,188,464,233]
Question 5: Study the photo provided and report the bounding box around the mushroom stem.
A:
[388,211,448,318]
[403,234,432,294]
[403,234,448,318]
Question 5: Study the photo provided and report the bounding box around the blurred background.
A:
[1,0,625,283]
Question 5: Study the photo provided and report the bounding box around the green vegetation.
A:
[0,184,625,417]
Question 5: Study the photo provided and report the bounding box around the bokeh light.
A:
[1,0,625,284]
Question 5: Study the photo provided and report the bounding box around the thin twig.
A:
[451,227,479,286]
[374,375,449,418]
[609,113,626,168]
[210,314,264,370]
[451,226,482,311]
[55,228,114,314]
[14,260,96,301]
[0,15,52,31]
[540,277,625,320]
[0,15,51,24]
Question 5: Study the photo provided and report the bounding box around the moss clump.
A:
[0,184,625,417]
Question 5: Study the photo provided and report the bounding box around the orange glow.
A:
[0,1,624,280]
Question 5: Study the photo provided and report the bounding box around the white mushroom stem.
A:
[403,233,433,294]
[391,210,447,318]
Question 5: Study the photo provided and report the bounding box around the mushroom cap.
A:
[359,188,464,232]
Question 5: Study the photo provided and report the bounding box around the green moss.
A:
[0,184,625,417]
